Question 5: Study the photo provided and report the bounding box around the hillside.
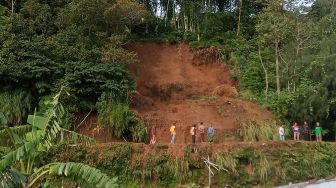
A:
[125,42,273,144]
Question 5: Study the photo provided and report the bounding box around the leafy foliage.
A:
[238,119,278,141]
[29,162,118,188]
[96,93,147,142]
[0,90,116,187]
[0,169,27,188]
[0,90,32,126]
[48,142,336,187]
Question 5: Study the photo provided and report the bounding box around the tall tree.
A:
[256,0,294,95]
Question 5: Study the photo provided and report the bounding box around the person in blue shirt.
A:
[207,124,215,142]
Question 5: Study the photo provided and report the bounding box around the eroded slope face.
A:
[126,42,272,144]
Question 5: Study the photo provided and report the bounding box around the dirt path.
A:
[125,42,273,144]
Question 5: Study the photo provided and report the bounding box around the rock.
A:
[212,85,238,97]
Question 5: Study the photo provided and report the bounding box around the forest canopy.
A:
[131,0,336,139]
[0,0,336,139]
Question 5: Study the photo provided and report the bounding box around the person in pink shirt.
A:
[292,122,300,141]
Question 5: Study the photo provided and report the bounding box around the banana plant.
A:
[0,88,118,187]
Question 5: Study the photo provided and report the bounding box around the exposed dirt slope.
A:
[125,42,272,144]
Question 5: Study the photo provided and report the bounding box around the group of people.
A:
[169,122,215,144]
[149,122,216,144]
[151,120,323,144]
[278,121,323,142]
[189,122,215,144]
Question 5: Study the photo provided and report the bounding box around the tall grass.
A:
[96,93,147,141]
[238,119,278,141]
[0,90,32,125]
[214,151,238,175]
[167,157,190,182]
[255,154,272,183]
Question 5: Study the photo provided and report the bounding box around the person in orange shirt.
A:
[190,124,197,144]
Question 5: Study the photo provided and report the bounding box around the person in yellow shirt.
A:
[170,124,176,144]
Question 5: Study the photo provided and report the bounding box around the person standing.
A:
[150,126,157,144]
[207,124,215,142]
[303,121,309,141]
[190,124,197,144]
[279,125,285,141]
[315,122,322,142]
[170,123,176,144]
[292,122,300,141]
[199,122,205,143]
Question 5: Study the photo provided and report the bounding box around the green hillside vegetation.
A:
[1,0,336,187]
[1,0,336,139]
[48,142,336,187]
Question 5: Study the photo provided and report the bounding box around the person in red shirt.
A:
[199,122,205,143]
[150,126,156,144]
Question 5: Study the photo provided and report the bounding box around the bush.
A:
[48,142,336,187]
[96,92,148,142]
[238,119,278,141]
[0,90,32,125]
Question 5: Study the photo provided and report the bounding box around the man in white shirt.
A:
[279,125,285,141]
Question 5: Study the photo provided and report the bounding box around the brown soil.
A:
[74,42,273,145]
[125,42,273,144]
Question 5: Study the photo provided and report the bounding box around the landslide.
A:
[125,42,273,144]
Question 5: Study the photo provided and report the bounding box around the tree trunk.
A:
[237,0,242,36]
[204,0,208,33]
[197,19,200,41]
[293,41,300,92]
[172,1,176,29]
[258,45,268,97]
[165,0,170,27]
[287,63,290,92]
[184,13,187,31]
[275,39,281,95]
[11,0,14,14]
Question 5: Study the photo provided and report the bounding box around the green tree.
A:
[256,0,294,95]
[0,90,118,187]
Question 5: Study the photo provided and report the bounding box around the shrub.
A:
[0,90,32,125]
[96,92,148,142]
[238,119,278,141]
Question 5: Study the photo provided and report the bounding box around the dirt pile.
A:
[125,42,273,144]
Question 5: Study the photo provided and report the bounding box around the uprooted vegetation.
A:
[47,142,336,187]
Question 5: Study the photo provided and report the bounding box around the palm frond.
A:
[0,125,32,147]
[0,169,27,188]
[29,162,118,188]
[0,90,64,172]
[61,129,95,145]
[0,138,41,171]
[0,112,7,126]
